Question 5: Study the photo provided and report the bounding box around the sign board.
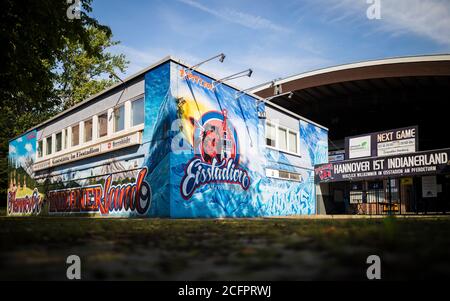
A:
[315,148,450,183]
[328,150,346,162]
[422,176,437,198]
[345,126,418,159]
[347,135,371,159]
[400,178,413,185]
[33,131,141,171]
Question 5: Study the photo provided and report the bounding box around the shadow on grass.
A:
[0,215,450,280]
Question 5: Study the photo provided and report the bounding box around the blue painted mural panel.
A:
[167,62,328,217]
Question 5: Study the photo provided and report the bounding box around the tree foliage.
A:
[0,0,128,204]
[55,26,128,109]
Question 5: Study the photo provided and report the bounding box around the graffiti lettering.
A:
[7,189,42,215]
[47,168,151,215]
[98,168,151,215]
[48,185,102,213]
[181,158,250,199]
[179,69,213,90]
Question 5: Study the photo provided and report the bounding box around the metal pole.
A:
[399,179,402,215]
[388,177,392,216]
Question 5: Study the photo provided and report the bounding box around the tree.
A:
[0,0,128,206]
[55,26,128,109]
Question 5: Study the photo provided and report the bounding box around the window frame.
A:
[113,104,125,133]
[131,97,145,127]
[45,136,52,156]
[288,130,298,154]
[97,112,108,138]
[37,140,43,158]
[55,131,63,152]
[265,121,277,148]
[71,124,80,147]
[84,118,93,143]
[265,168,303,182]
[265,120,300,156]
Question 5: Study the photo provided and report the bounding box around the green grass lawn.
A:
[1,211,450,280]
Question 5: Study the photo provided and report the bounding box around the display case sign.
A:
[345,126,418,159]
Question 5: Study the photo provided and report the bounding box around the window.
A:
[46,137,52,155]
[266,168,302,182]
[278,170,289,179]
[98,113,108,138]
[63,129,68,150]
[131,98,144,126]
[288,131,298,153]
[37,141,43,158]
[278,128,287,151]
[84,119,93,142]
[265,122,276,147]
[265,120,299,155]
[289,173,301,181]
[55,132,62,152]
[114,105,125,132]
[72,124,79,147]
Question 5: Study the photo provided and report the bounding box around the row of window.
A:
[37,97,144,158]
[265,121,299,155]
[266,168,302,182]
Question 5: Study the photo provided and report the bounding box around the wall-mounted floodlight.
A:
[187,53,226,73]
[234,78,289,99]
[256,91,294,106]
[109,71,124,83]
[212,69,253,89]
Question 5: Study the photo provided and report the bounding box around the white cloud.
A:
[17,137,22,142]
[25,143,33,153]
[110,45,161,76]
[316,0,450,46]
[115,43,330,90]
[381,0,450,46]
[9,145,16,154]
[178,0,290,33]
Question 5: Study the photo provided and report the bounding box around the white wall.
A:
[36,77,145,141]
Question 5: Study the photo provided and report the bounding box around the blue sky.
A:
[91,0,450,88]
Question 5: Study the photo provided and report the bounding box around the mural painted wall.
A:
[38,62,173,217]
[7,59,328,218]
[7,130,44,216]
[168,62,329,217]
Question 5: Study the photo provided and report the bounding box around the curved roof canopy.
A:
[254,54,450,98]
[253,54,450,151]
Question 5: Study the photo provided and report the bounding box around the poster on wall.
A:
[345,126,418,159]
[348,135,371,159]
[422,176,438,198]
[328,150,345,162]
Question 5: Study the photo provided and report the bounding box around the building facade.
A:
[254,54,450,215]
[7,57,328,218]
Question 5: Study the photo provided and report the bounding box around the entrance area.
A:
[319,175,450,215]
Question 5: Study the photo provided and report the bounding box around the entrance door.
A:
[400,178,414,214]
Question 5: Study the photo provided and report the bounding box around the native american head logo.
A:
[193,109,240,164]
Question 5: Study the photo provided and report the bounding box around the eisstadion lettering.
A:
[180,109,251,199]
[47,168,151,215]
[7,189,42,215]
[181,158,250,199]
[315,149,450,182]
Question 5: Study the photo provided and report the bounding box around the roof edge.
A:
[252,53,450,93]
